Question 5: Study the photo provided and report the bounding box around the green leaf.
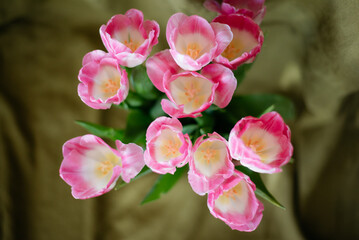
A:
[182,124,198,135]
[123,110,152,146]
[149,97,166,119]
[226,94,295,122]
[259,104,275,117]
[131,65,158,100]
[233,62,254,85]
[75,120,124,141]
[235,165,285,209]
[114,166,152,190]
[141,165,188,205]
[125,91,145,108]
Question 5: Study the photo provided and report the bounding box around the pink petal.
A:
[146,50,181,92]
[201,64,237,108]
[116,140,145,183]
[211,22,233,57]
[82,50,108,66]
[145,116,182,142]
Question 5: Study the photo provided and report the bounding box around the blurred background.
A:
[1,0,358,239]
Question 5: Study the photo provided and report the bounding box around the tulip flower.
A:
[229,112,293,174]
[100,9,160,67]
[60,134,145,199]
[213,14,264,70]
[204,0,266,24]
[146,50,237,118]
[78,50,129,109]
[144,117,192,174]
[207,170,264,231]
[166,13,233,71]
[188,133,234,195]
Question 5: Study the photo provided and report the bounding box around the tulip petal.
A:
[201,64,237,108]
[146,50,181,92]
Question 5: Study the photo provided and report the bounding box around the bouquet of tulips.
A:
[59,0,294,232]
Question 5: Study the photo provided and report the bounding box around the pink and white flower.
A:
[144,117,192,174]
[213,14,264,70]
[228,112,293,174]
[78,50,129,109]
[204,0,266,24]
[166,13,233,71]
[207,170,264,231]
[188,133,234,195]
[146,50,237,118]
[100,9,160,67]
[59,134,145,199]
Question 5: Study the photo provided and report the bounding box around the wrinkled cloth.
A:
[1,0,358,239]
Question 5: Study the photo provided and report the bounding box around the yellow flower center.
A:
[123,38,140,52]
[186,43,201,60]
[95,152,122,177]
[160,138,182,159]
[101,76,121,98]
[195,141,221,166]
[221,40,243,61]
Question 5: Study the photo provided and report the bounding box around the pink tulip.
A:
[100,9,160,67]
[60,134,144,199]
[229,112,293,174]
[166,13,233,71]
[144,117,192,174]
[146,50,237,118]
[212,14,264,70]
[78,50,129,109]
[207,170,264,231]
[204,0,266,24]
[188,133,234,195]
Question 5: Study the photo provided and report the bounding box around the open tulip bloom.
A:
[188,133,234,195]
[61,4,295,233]
[204,0,266,24]
[229,112,293,174]
[166,13,233,71]
[144,117,192,174]
[146,50,237,118]
[213,14,264,70]
[78,50,129,109]
[59,135,144,199]
[100,9,160,67]
[208,170,264,231]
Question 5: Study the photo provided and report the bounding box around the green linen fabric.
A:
[1,0,358,239]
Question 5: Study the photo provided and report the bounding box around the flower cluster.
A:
[60,0,294,233]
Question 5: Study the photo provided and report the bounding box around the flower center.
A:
[240,126,281,163]
[184,82,201,103]
[101,76,121,98]
[170,76,213,114]
[97,160,113,176]
[214,182,248,214]
[95,151,122,177]
[194,140,227,177]
[186,43,201,60]
[201,147,217,164]
[123,37,140,52]
[219,183,243,202]
[221,40,243,61]
[155,129,183,162]
[161,138,182,159]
